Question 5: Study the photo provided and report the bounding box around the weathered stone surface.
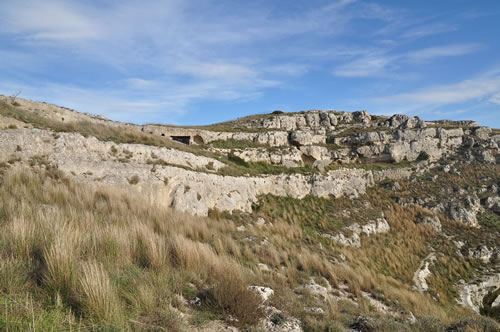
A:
[249,286,274,302]
[225,147,303,167]
[289,131,314,146]
[304,280,329,299]
[255,131,289,147]
[353,111,371,125]
[457,273,500,313]
[262,306,303,332]
[413,254,436,293]
[299,146,329,161]
[484,196,500,213]
[0,129,225,171]
[468,246,496,264]
[0,129,381,216]
[322,218,390,248]
[388,114,425,129]
[445,195,481,227]
[415,215,442,232]
[473,127,492,140]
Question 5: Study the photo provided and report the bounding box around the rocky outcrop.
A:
[215,147,304,167]
[387,114,425,129]
[468,246,498,264]
[5,97,498,167]
[0,128,226,172]
[0,128,383,216]
[413,254,436,293]
[484,196,500,214]
[429,194,482,227]
[457,273,500,313]
[321,218,390,247]
[415,214,442,232]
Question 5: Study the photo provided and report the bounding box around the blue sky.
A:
[1,0,499,127]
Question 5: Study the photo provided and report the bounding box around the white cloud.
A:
[402,23,458,39]
[333,55,397,77]
[375,71,500,105]
[333,43,481,78]
[490,93,500,105]
[0,0,391,116]
[1,0,100,41]
[264,64,310,77]
[407,44,481,62]
[175,63,256,80]
[124,78,159,89]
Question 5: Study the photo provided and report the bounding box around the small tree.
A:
[9,89,22,106]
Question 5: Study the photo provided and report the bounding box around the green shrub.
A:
[417,151,430,161]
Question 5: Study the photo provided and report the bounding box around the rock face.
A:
[0,128,384,216]
[413,254,436,293]
[468,246,498,264]
[216,147,304,167]
[5,97,498,167]
[457,273,500,313]
[445,195,481,227]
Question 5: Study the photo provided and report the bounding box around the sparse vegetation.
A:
[210,139,267,149]
[0,159,497,330]
[128,174,140,185]
[417,151,430,161]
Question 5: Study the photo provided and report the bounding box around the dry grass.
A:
[0,161,497,330]
[0,167,263,330]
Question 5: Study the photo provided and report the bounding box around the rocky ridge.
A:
[1,96,499,329]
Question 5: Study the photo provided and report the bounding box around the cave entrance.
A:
[170,136,191,145]
[193,135,204,145]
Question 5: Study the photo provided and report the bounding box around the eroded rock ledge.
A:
[1,128,419,216]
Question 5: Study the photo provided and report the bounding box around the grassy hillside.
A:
[0,161,498,331]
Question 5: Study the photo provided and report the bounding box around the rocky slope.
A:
[0,95,499,331]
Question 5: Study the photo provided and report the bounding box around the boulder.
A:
[473,127,492,140]
[248,286,274,302]
[352,111,371,125]
[300,146,329,161]
[415,215,442,232]
[446,195,481,227]
[289,131,313,146]
[484,196,500,213]
[468,246,495,264]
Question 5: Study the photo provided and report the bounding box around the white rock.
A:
[249,286,274,302]
[256,217,266,226]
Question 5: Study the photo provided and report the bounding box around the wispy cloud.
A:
[401,22,458,39]
[375,70,500,105]
[333,43,481,78]
[490,93,500,105]
[175,63,257,80]
[407,43,481,62]
[0,0,390,119]
[333,54,398,77]
[1,0,101,41]
[0,0,497,126]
